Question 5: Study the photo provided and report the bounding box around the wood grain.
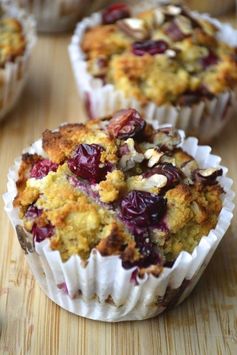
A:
[1,19,237,355]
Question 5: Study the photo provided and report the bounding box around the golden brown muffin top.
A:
[14,109,223,276]
[82,3,237,106]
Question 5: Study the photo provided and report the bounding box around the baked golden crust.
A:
[42,123,118,164]
[14,111,223,275]
[82,3,237,106]
[0,17,26,67]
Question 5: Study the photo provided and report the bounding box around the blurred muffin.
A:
[4,108,234,321]
[69,2,237,142]
[16,0,111,32]
[0,1,36,121]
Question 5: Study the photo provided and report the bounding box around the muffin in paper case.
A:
[3,126,235,322]
[15,0,112,33]
[68,3,237,143]
[0,0,36,121]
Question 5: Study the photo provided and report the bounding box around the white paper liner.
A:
[0,0,36,121]
[3,127,235,322]
[16,0,111,33]
[69,3,237,142]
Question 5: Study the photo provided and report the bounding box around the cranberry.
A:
[32,223,54,242]
[123,238,161,269]
[164,21,186,42]
[108,108,145,139]
[102,3,130,25]
[67,144,110,183]
[30,159,58,179]
[132,40,169,56]
[201,50,218,68]
[144,163,184,188]
[57,282,68,294]
[120,190,167,232]
[25,205,42,219]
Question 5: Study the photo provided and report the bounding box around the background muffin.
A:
[0,0,36,121]
[69,2,237,142]
[16,0,111,32]
[4,108,234,321]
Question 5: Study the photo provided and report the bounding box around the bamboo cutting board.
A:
[0,19,237,355]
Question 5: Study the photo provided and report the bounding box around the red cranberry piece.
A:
[120,190,167,230]
[201,50,218,68]
[30,159,58,179]
[192,168,223,185]
[102,3,130,25]
[25,205,42,219]
[144,163,184,188]
[108,108,145,139]
[123,238,161,270]
[32,223,54,242]
[57,282,68,294]
[67,144,110,183]
[164,21,186,41]
[132,40,169,56]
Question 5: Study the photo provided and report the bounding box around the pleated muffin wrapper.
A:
[3,127,235,322]
[15,0,111,33]
[0,0,36,121]
[69,3,237,143]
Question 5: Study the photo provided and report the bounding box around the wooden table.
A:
[1,16,237,355]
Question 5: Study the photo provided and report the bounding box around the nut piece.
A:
[119,138,144,171]
[144,148,164,167]
[175,15,192,35]
[117,18,149,40]
[127,173,168,193]
[153,127,181,151]
[145,174,168,189]
[181,159,198,178]
[154,9,165,26]
[165,5,182,16]
[193,167,223,185]
[165,49,176,58]
[199,168,220,177]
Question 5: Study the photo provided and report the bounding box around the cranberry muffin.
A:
[0,2,36,120]
[5,108,234,321]
[13,109,223,273]
[70,2,237,141]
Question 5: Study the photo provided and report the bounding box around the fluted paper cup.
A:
[0,0,36,121]
[69,4,237,142]
[3,127,235,321]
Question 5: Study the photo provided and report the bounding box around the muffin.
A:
[16,0,111,33]
[69,2,237,142]
[4,108,234,321]
[0,1,36,121]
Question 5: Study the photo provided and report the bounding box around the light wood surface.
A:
[1,16,237,355]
